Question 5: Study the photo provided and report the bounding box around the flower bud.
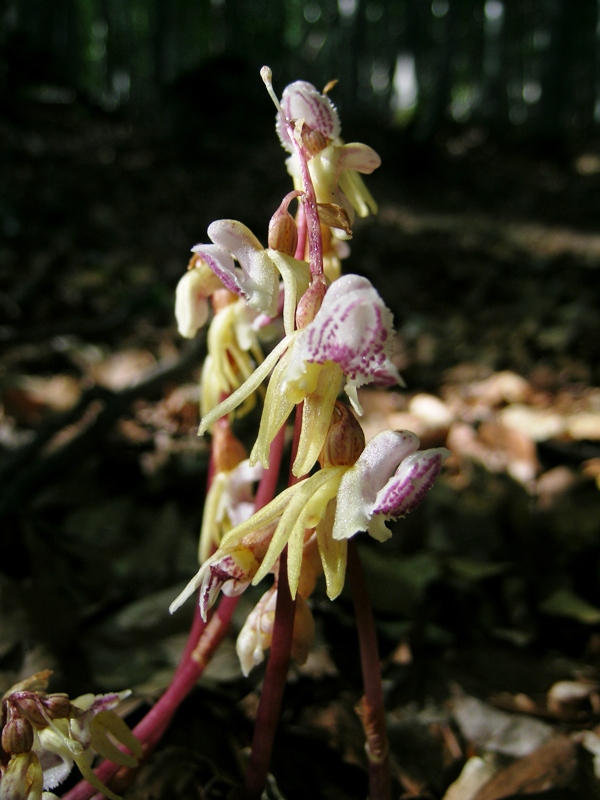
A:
[212,418,247,474]
[41,693,71,719]
[301,124,327,157]
[320,401,365,468]
[268,191,302,256]
[2,707,34,754]
[12,695,47,728]
[295,275,327,329]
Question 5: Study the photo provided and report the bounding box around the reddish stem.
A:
[294,200,307,261]
[242,408,304,798]
[281,119,323,277]
[347,540,391,800]
[242,549,295,800]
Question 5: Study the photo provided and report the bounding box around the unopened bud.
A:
[2,707,34,754]
[295,275,327,329]
[212,418,247,473]
[301,124,327,157]
[212,287,238,312]
[317,203,353,236]
[268,190,302,256]
[41,693,71,719]
[13,695,47,727]
[320,402,365,468]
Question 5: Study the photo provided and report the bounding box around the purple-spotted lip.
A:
[373,450,446,519]
[295,274,400,388]
[191,243,247,299]
[276,80,341,153]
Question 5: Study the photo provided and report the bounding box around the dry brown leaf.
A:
[472,736,578,800]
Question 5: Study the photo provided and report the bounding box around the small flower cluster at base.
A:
[0,671,141,800]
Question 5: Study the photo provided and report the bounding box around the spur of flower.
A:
[172,403,448,627]
[200,274,403,478]
[0,671,141,800]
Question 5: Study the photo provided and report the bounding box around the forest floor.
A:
[2,95,600,799]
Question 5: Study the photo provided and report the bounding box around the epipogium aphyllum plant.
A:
[45,68,448,800]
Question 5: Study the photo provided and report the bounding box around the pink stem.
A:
[294,201,307,261]
[347,540,391,800]
[242,549,295,800]
[281,118,323,277]
[242,408,304,798]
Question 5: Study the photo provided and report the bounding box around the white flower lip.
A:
[332,430,449,543]
[276,80,341,152]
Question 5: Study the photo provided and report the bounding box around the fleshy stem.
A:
[243,406,304,799]
[63,427,287,800]
[347,540,392,800]
[261,66,323,278]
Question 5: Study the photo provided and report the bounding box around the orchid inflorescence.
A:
[171,69,449,689]
[3,68,449,800]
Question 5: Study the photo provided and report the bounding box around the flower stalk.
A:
[347,539,391,800]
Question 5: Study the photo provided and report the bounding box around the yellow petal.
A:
[293,362,343,477]
[250,348,295,468]
[268,250,310,336]
[252,468,344,591]
[316,498,347,599]
[199,334,293,435]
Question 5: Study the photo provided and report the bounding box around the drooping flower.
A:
[199,274,402,477]
[236,531,321,676]
[169,529,273,621]
[183,419,447,619]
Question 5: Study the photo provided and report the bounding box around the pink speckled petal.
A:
[371,447,448,532]
[297,274,401,394]
[276,80,341,152]
[191,243,244,297]
[208,220,279,316]
[331,430,420,541]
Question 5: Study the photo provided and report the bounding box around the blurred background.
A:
[3,2,600,798]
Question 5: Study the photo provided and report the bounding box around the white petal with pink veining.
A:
[332,430,448,542]
[276,80,341,152]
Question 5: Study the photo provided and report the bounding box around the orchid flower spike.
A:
[186,420,447,615]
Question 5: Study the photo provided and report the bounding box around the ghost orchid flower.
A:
[199,275,402,477]
[198,456,264,564]
[192,220,310,333]
[274,80,381,232]
[332,430,449,543]
[252,274,402,475]
[174,254,225,338]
